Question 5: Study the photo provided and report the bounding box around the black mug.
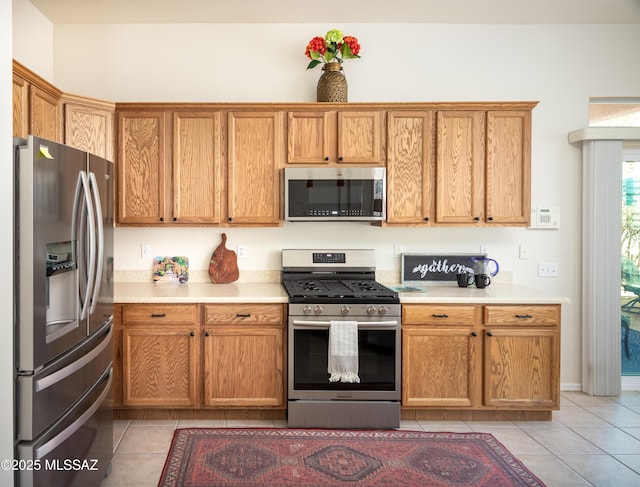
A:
[457,273,475,288]
[475,274,491,288]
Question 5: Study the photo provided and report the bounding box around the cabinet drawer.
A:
[484,305,560,325]
[203,304,284,326]
[122,304,197,325]
[402,305,480,325]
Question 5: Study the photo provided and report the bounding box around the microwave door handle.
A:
[87,172,103,314]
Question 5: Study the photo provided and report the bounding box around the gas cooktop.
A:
[282,278,399,304]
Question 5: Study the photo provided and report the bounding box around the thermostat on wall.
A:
[530,207,560,229]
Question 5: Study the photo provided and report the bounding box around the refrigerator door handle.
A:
[88,172,104,314]
[72,171,96,320]
[34,369,112,460]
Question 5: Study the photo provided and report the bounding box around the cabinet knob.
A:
[228,217,233,222]
[424,217,430,222]
[471,332,478,337]
[324,156,330,161]
[488,216,494,221]
[486,332,493,337]
[160,217,165,222]
[474,216,481,221]
[190,331,195,337]
[173,217,177,222]
[205,331,210,337]
[338,156,344,161]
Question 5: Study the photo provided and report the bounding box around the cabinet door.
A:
[121,326,199,407]
[402,326,480,407]
[287,111,332,163]
[30,85,62,142]
[172,112,222,224]
[227,111,282,224]
[386,111,435,224]
[117,111,167,224]
[483,327,559,409]
[13,73,29,138]
[64,100,115,160]
[435,111,485,223]
[486,110,531,224]
[337,111,383,164]
[203,327,284,407]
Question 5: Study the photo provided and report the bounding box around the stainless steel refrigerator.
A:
[14,136,114,487]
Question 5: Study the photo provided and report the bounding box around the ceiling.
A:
[27,0,640,24]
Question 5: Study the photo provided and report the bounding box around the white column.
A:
[581,140,623,395]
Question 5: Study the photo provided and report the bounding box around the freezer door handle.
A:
[35,368,112,460]
[35,325,112,392]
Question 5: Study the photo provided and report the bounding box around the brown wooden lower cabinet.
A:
[402,303,560,420]
[115,303,286,417]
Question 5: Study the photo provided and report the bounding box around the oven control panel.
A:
[312,252,346,264]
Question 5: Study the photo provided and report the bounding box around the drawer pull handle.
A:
[515,314,533,319]
[150,313,166,318]
[236,313,252,318]
[432,314,448,318]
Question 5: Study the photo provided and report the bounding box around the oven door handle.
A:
[292,320,399,327]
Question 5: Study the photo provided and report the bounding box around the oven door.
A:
[288,316,400,401]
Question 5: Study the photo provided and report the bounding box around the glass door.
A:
[621,150,640,385]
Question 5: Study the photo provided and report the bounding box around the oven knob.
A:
[378,306,388,315]
[314,305,323,314]
[303,305,312,314]
[367,305,377,315]
[341,305,351,315]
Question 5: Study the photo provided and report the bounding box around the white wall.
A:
[13,13,640,389]
[12,0,53,80]
[3,2,15,485]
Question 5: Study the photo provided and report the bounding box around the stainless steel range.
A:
[282,249,400,429]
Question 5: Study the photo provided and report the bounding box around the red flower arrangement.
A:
[305,29,361,70]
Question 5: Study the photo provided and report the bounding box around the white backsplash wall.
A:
[115,223,567,290]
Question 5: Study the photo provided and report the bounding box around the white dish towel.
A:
[328,320,360,383]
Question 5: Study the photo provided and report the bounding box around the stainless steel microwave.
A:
[284,167,386,221]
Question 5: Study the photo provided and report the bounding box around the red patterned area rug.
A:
[158,428,545,487]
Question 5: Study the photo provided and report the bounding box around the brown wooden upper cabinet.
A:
[386,111,435,224]
[287,110,383,164]
[13,61,62,142]
[117,110,222,225]
[63,94,115,161]
[227,111,283,225]
[434,109,531,226]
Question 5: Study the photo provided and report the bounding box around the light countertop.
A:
[114,281,569,304]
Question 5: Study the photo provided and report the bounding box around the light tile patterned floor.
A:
[101,391,640,487]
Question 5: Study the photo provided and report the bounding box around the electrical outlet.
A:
[141,243,151,258]
[237,245,247,259]
[538,262,558,277]
[394,244,404,257]
[519,245,529,260]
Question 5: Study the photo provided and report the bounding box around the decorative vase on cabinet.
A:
[317,62,347,102]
